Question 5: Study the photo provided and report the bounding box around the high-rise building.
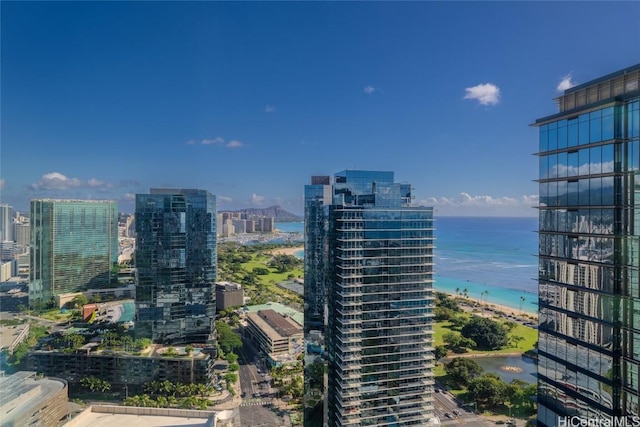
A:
[135,188,217,344]
[535,64,640,425]
[29,199,118,304]
[0,204,14,242]
[304,170,435,427]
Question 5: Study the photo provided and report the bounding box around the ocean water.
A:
[434,216,539,313]
[277,217,540,313]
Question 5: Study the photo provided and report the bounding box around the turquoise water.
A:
[277,217,539,314]
[120,301,135,322]
[434,276,537,314]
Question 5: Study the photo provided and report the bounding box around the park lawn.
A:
[435,313,538,356]
[240,255,304,302]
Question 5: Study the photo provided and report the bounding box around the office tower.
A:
[135,188,217,344]
[535,64,640,425]
[0,204,14,242]
[29,199,118,304]
[304,170,435,427]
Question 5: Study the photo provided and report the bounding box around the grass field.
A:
[435,312,537,356]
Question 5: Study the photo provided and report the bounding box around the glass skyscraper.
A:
[135,188,217,344]
[29,199,118,304]
[304,170,435,427]
[535,64,640,425]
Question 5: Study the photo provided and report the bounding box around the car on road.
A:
[241,392,246,398]
[444,413,452,418]
[253,392,260,398]
[453,410,460,416]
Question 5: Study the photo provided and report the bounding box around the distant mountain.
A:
[222,205,303,222]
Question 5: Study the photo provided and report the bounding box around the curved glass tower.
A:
[535,64,640,426]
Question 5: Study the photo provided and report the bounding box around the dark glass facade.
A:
[135,188,217,344]
[304,171,435,427]
[535,64,640,426]
[29,199,118,304]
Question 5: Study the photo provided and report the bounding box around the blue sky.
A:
[2,2,639,216]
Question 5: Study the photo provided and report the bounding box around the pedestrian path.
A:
[240,400,271,407]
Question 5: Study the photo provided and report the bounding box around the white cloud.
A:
[364,85,375,94]
[557,73,577,91]
[123,193,136,201]
[464,83,501,106]
[217,196,233,205]
[0,179,4,190]
[188,137,243,148]
[226,140,243,148]
[250,193,266,206]
[201,137,225,146]
[265,104,275,113]
[28,172,118,191]
[419,192,537,216]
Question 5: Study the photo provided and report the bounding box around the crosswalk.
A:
[240,400,271,407]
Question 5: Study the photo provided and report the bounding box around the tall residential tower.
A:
[304,170,435,427]
[135,188,217,344]
[29,199,118,304]
[535,64,640,425]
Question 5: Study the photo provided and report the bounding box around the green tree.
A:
[467,373,507,407]
[461,316,509,350]
[434,345,449,360]
[444,357,483,387]
[215,321,242,354]
[443,332,475,353]
[71,294,88,308]
[80,376,111,393]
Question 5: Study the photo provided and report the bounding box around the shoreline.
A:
[440,290,538,321]
[270,245,304,256]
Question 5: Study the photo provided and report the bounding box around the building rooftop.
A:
[257,309,302,337]
[244,302,303,326]
[65,405,216,427]
[0,371,66,424]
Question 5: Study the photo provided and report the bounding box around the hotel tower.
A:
[304,170,435,427]
[535,64,640,425]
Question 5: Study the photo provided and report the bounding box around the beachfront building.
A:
[303,170,435,427]
[135,188,217,344]
[535,64,640,425]
[29,199,118,306]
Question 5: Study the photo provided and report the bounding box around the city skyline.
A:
[2,2,639,217]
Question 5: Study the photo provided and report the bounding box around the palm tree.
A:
[463,288,468,299]
[520,296,526,312]
[455,287,461,297]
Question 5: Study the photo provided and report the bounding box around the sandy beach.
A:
[270,245,304,256]
[441,290,538,321]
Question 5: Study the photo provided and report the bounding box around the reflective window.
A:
[590,110,602,143]
[602,107,614,140]
[568,151,579,177]
[568,118,579,147]
[549,121,558,150]
[558,120,568,149]
[540,124,549,152]
[579,113,590,145]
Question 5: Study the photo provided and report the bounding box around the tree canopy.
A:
[461,316,509,350]
[444,357,483,387]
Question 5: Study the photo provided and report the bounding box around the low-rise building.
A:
[215,282,244,310]
[0,371,68,427]
[27,346,216,392]
[245,309,303,366]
